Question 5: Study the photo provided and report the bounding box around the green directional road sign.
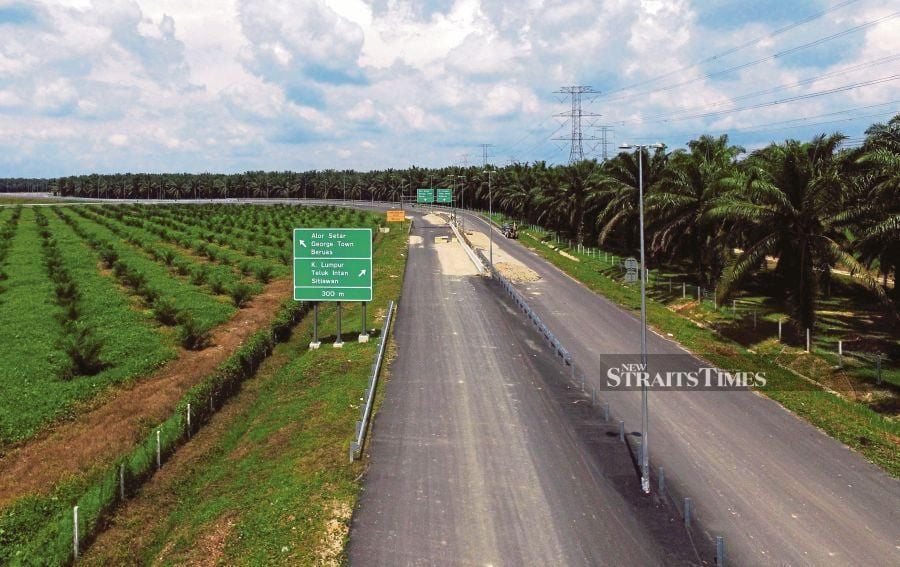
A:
[416,188,434,203]
[293,228,372,301]
[436,188,452,203]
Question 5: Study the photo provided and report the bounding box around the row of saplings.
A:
[53,209,240,362]
[35,209,105,379]
[84,206,275,292]
[0,208,22,297]
[76,209,260,306]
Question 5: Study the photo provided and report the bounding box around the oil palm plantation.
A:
[647,135,743,285]
[595,148,668,252]
[710,134,892,330]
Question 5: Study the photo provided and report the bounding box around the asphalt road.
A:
[348,214,698,566]
[457,210,900,566]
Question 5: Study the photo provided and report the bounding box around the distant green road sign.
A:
[293,228,372,302]
[436,188,452,203]
[416,188,434,203]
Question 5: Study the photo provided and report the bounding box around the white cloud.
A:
[0,0,896,176]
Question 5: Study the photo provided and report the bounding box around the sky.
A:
[0,0,897,177]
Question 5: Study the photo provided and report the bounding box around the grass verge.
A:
[79,221,406,565]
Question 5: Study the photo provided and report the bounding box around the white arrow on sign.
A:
[297,239,307,248]
[358,269,367,277]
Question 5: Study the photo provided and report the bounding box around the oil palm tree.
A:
[595,148,668,251]
[710,134,892,330]
[647,135,743,285]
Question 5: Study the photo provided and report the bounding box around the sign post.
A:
[294,228,373,348]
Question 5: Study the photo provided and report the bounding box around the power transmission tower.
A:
[554,86,601,163]
[599,125,615,161]
[478,144,494,167]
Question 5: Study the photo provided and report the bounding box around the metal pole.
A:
[314,302,319,343]
[637,147,650,494]
[362,302,367,335]
[806,328,810,353]
[488,171,493,269]
[156,429,161,469]
[838,340,842,368]
[73,506,79,560]
[337,302,342,344]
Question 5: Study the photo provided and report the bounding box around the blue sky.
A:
[0,0,897,177]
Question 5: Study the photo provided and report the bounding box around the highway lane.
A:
[348,214,697,566]
[458,210,900,566]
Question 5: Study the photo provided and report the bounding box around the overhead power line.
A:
[625,54,900,124]
[625,74,900,125]
[606,10,899,104]
[602,0,863,98]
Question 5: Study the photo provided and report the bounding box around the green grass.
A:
[59,207,236,330]
[0,213,405,565]
[0,208,68,444]
[80,221,408,565]
[516,228,900,476]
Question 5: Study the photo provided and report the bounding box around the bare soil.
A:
[467,231,540,283]
[0,278,293,507]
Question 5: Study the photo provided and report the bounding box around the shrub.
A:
[59,323,105,379]
[160,249,176,266]
[229,282,253,308]
[54,281,79,306]
[174,259,191,276]
[254,264,274,284]
[98,250,119,269]
[190,267,208,286]
[209,277,226,295]
[152,297,179,326]
[177,313,211,351]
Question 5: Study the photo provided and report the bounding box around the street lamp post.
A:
[619,142,665,495]
[457,175,466,230]
[483,170,496,269]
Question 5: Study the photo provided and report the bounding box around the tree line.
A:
[3,114,898,329]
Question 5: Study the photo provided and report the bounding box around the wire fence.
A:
[6,300,310,564]
[516,223,895,390]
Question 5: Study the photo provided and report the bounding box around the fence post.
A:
[186,403,191,438]
[618,420,625,442]
[684,497,692,529]
[806,328,811,353]
[119,463,125,501]
[682,282,686,299]
[778,319,782,341]
[156,429,161,469]
[716,536,725,566]
[603,401,610,422]
[838,340,843,368]
[73,506,79,560]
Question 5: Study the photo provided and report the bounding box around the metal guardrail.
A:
[350,299,396,462]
